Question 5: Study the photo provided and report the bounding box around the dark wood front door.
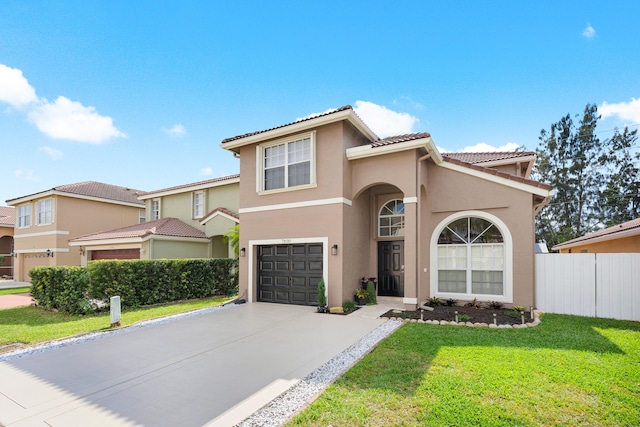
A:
[378,241,404,297]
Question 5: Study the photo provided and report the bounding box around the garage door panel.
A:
[257,243,323,306]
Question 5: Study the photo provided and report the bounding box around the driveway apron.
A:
[0,303,388,426]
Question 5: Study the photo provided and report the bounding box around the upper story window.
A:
[17,204,31,228]
[258,132,316,193]
[193,191,205,218]
[139,209,146,223]
[36,199,53,225]
[436,216,505,297]
[379,199,405,237]
[151,199,161,220]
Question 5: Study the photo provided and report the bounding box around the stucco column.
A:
[403,197,418,309]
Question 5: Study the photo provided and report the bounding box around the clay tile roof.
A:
[372,132,431,148]
[0,206,15,227]
[70,218,207,243]
[200,207,239,225]
[553,217,640,249]
[443,151,535,164]
[221,105,354,144]
[7,181,145,206]
[443,157,553,190]
[141,174,240,197]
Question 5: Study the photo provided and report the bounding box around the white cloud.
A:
[599,98,640,124]
[296,108,338,122]
[458,142,520,153]
[163,124,186,137]
[15,168,40,182]
[28,96,126,143]
[39,146,63,160]
[353,100,419,138]
[0,64,38,109]
[201,167,213,175]
[582,23,596,38]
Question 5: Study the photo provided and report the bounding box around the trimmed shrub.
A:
[30,266,90,314]
[366,280,377,305]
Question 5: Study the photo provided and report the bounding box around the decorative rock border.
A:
[388,310,543,328]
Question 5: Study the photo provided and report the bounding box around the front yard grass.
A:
[0,286,31,296]
[288,314,640,427]
[0,296,233,349]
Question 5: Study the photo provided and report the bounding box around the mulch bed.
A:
[381,305,533,326]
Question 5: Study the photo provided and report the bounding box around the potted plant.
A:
[355,288,368,305]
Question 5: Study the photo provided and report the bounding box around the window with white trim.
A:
[151,199,160,220]
[379,199,405,237]
[192,191,205,218]
[258,133,315,192]
[18,204,31,228]
[139,209,146,223]
[437,216,505,296]
[37,199,53,225]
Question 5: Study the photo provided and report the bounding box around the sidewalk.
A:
[0,280,30,290]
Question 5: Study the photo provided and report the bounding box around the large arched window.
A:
[379,199,404,237]
[431,212,512,302]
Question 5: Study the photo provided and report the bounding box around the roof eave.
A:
[220,109,379,152]
[7,190,144,208]
[346,137,443,163]
[139,177,240,200]
[551,227,640,250]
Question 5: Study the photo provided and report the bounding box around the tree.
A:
[534,104,604,248]
[599,127,640,225]
[223,224,239,258]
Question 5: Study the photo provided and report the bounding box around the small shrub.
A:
[427,297,443,307]
[342,300,357,313]
[458,314,471,322]
[396,311,412,319]
[486,300,504,310]
[366,280,377,305]
[505,311,520,318]
[444,298,458,306]
[513,305,525,312]
[317,278,327,312]
[464,298,482,308]
[355,288,368,299]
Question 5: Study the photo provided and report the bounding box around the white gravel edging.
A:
[0,302,238,362]
[236,319,402,427]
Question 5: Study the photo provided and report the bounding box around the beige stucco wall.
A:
[12,195,142,281]
[559,235,640,253]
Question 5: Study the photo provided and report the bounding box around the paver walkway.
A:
[0,303,392,426]
[0,293,33,309]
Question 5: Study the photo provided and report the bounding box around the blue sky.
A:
[1,1,639,206]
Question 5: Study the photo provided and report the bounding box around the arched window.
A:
[431,212,512,301]
[379,199,404,237]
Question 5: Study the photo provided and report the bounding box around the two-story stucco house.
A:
[221,105,553,310]
[6,182,145,281]
[69,175,239,261]
[0,206,15,278]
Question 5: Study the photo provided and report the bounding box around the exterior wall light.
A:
[240,248,246,257]
[46,249,54,258]
[331,244,338,256]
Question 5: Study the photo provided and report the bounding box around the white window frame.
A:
[192,191,205,219]
[150,199,161,220]
[36,199,54,225]
[256,131,317,194]
[139,209,146,223]
[17,204,31,228]
[378,199,405,237]
[430,211,513,303]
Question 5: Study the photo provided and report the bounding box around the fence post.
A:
[110,296,121,327]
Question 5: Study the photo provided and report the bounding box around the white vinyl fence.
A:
[536,253,640,321]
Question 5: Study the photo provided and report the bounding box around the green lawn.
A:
[0,296,233,348]
[288,314,640,427]
[0,286,31,296]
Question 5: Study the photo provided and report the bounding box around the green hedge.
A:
[29,258,238,314]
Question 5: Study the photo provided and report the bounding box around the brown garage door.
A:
[91,249,140,261]
[257,243,323,306]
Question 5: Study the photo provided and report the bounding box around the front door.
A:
[377,241,404,297]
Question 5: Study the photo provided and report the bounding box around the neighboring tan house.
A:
[6,182,145,281]
[0,206,15,278]
[552,217,640,253]
[221,105,553,309]
[69,175,240,262]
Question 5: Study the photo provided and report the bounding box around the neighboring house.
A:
[69,175,240,262]
[0,206,15,278]
[221,105,553,309]
[6,182,146,281]
[552,217,640,253]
